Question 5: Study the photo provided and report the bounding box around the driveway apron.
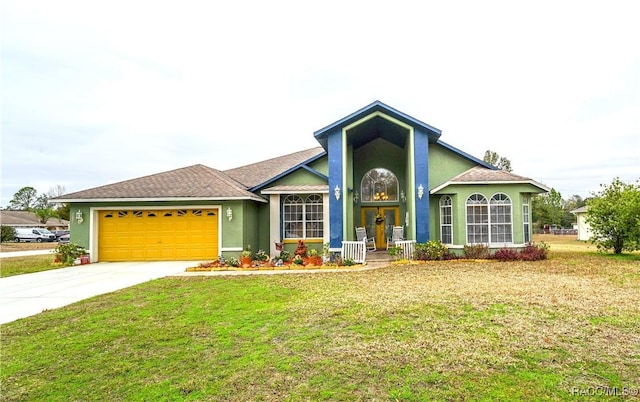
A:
[0,261,191,324]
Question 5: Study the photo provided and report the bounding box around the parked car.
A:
[14,228,57,242]
[54,230,70,240]
[58,233,70,243]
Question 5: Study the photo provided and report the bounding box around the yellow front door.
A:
[361,207,400,249]
[98,209,219,261]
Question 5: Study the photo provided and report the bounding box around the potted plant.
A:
[240,246,252,267]
[322,242,331,265]
[308,248,322,266]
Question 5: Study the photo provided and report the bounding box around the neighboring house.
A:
[571,206,592,241]
[0,210,69,230]
[54,101,549,262]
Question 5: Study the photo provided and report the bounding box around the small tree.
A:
[34,207,59,224]
[9,187,38,210]
[586,177,640,254]
[483,150,513,172]
[532,188,564,229]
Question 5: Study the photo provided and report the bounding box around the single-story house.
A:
[571,206,592,241]
[0,210,69,230]
[54,101,549,262]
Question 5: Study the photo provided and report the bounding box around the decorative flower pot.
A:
[240,257,252,268]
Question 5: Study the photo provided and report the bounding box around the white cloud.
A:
[2,0,638,204]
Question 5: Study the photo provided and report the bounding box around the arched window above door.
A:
[360,168,398,202]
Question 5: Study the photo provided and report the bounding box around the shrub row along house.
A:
[54,101,549,262]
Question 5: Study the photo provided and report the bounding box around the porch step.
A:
[366,250,392,264]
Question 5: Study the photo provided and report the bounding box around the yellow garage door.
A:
[98,209,218,261]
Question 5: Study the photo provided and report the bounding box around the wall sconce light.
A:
[334,185,341,201]
[417,184,424,200]
[75,210,84,224]
[400,190,407,203]
[353,191,359,204]
[226,207,233,221]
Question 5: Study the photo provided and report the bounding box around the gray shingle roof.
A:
[54,164,266,202]
[431,165,550,193]
[224,147,325,189]
[0,210,70,227]
[450,165,534,182]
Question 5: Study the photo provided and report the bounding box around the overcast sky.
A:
[2,1,638,207]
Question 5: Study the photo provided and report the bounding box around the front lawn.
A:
[0,254,59,277]
[2,238,639,400]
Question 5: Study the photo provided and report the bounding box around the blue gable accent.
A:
[414,127,430,242]
[314,100,441,149]
[327,128,343,249]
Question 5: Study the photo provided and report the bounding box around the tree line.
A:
[3,185,70,222]
[484,150,639,254]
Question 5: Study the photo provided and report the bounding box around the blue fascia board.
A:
[249,151,328,192]
[314,100,442,145]
[437,140,498,170]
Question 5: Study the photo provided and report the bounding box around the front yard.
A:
[2,237,639,400]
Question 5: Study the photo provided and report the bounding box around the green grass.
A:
[2,238,640,401]
[0,254,59,277]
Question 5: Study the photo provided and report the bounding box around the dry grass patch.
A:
[0,242,57,252]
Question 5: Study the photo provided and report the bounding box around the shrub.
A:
[342,257,355,266]
[520,242,549,261]
[387,246,402,260]
[492,248,520,262]
[1,226,16,242]
[414,240,448,261]
[255,249,269,261]
[227,257,239,267]
[279,250,291,262]
[463,243,490,259]
[54,242,87,266]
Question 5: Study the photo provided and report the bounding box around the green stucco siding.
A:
[428,144,477,190]
[430,184,541,246]
[268,168,327,187]
[308,156,328,176]
[256,202,271,255]
[68,203,92,250]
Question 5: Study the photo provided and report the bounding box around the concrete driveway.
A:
[0,261,192,324]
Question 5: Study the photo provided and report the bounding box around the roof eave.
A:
[53,196,268,204]
[430,180,551,194]
[261,189,330,195]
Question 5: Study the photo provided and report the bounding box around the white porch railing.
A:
[395,240,416,260]
[341,240,366,263]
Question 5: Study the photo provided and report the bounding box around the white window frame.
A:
[440,195,453,244]
[490,193,513,243]
[466,193,489,244]
[360,168,399,202]
[523,197,530,243]
[282,194,323,239]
